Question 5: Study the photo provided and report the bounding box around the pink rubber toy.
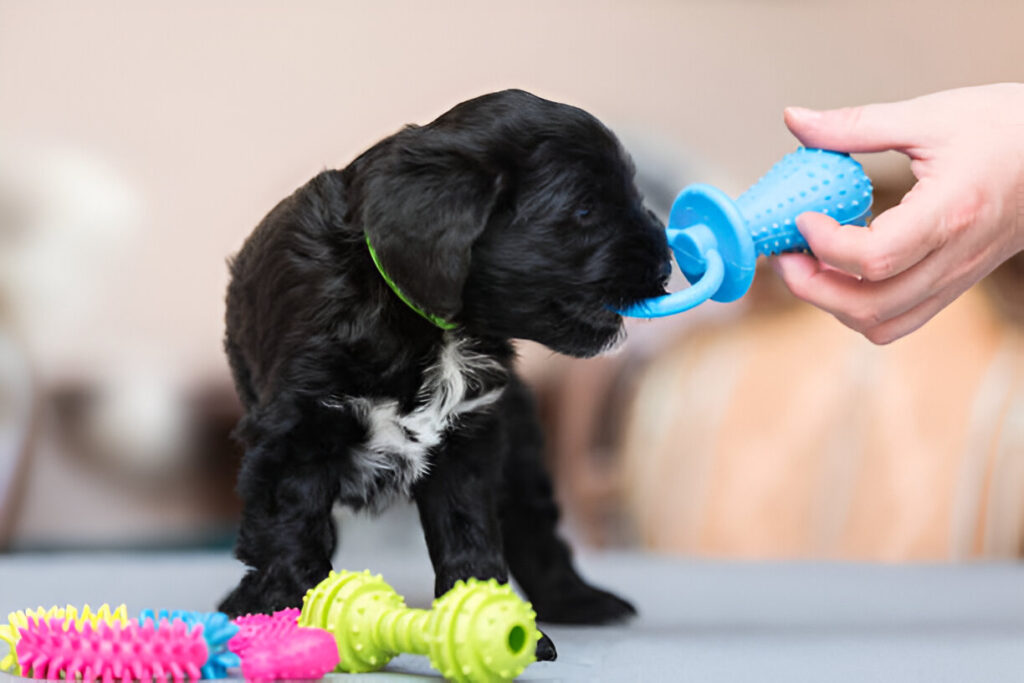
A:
[17,616,207,682]
[239,626,339,680]
[229,608,301,658]
[230,609,338,680]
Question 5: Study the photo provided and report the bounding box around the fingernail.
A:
[785,106,822,121]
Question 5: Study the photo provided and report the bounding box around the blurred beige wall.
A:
[2,0,1023,385]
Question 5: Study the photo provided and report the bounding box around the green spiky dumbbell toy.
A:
[299,570,540,682]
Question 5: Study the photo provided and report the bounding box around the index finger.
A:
[784,99,931,154]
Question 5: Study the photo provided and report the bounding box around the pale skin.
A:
[772,83,1024,344]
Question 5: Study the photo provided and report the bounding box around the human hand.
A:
[772,83,1024,344]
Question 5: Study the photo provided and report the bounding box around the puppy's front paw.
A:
[218,577,265,618]
[532,582,637,625]
[535,630,557,661]
[217,570,305,618]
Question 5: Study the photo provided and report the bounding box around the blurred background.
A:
[1,0,1022,562]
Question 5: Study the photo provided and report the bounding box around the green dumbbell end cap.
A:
[426,578,538,683]
[299,569,401,673]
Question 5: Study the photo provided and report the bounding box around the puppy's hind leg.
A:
[218,420,341,617]
[499,374,637,625]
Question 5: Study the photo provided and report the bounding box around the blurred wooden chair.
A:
[618,265,1024,561]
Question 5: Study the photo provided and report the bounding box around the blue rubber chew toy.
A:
[139,609,240,679]
[619,148,873,317]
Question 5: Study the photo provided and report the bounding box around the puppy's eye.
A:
[576,208,591,218]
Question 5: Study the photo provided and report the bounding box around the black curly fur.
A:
[218,90,670,661]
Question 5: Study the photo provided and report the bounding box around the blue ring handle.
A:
[619,248,725,317]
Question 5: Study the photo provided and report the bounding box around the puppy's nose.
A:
[659,258,673,281]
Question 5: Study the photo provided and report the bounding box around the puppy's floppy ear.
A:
[358,127,505,322]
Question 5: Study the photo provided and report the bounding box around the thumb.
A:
[784,99,929,153]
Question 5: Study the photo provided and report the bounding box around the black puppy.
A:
[219,89,670,660]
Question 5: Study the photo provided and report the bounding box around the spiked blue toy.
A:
[620,148,873,317]
[139,609,240,678]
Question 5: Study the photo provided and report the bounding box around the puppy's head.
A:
[351,89,671,357]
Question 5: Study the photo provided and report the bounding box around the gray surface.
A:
[2,550,1024,682]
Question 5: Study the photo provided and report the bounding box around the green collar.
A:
[365,233,458,330]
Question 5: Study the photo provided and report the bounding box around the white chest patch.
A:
[323,334,506,509]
